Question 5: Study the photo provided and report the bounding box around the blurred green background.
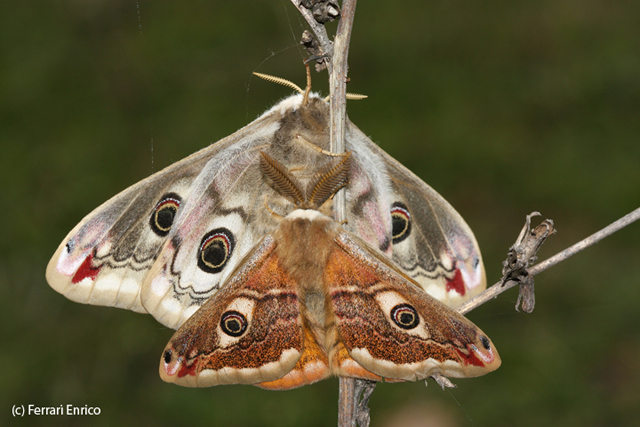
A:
[2,1,639,426]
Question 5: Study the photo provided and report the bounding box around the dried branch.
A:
[354,380,377,427]
[499,212,556,312]
[291,0,363,424]
[529,206,640,277]
[328,2,360,425]
[456,206,640,316]
[329,0,356,222]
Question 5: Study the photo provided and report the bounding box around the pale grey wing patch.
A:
[86,181,194,312]
[46,170,204,313]
[141,199,262,328]
[343,127,394,256]
[344,119,486,308]
[384,163,486,307]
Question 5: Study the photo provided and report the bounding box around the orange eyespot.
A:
[391,202,411,244]
[391,304,419,329]
[220,311,248,337]
[150,193,182,236]
[197,228,234,273]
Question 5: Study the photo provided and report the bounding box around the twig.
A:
[456,206,640,315]
[292,0,362,424]
[329,0,356,222]
[499,213,556,312]
[529,207,640,276]
[354,380,377,427]
[337,375,357,427]
[328,2,359,425]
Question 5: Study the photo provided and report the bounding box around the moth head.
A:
[253,65,367,107]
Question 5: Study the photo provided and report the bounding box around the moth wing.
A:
[136,145,280,329]
[46,110,282,321]
[159,236,330,389]
[345,122,486,308]
[327,230,500,382]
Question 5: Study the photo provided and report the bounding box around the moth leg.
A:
[429,373,456,389]
[302,61,312,106]
[294,134,350,157]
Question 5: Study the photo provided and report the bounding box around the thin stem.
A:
[330,0,356,222]
[456,206,640,315]
[323,1,359,426]
[338,376,357,427]
[529,207,640,276]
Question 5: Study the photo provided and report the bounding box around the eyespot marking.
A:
[220,310,248,337]
[197,228,235,274]
[390,303,419,330]
[150,193,182,236]
[391,202,412,244]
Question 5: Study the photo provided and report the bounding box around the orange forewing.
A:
[327,232,501,381]
[160,237,306,387]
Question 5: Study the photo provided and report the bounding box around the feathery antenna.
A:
[253,65,367,102]
[259,151,352,210]
[253,73,304,94]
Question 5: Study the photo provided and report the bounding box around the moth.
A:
[47,82,500,389]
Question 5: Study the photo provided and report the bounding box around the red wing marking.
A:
[446,268,466,296]
[71,253,102,284]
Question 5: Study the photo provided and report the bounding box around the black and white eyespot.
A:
[197,228,235,274]
[150,193,182,236]
[391,202,412,244]
[220,310,248,337]
[390,303,420,329]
